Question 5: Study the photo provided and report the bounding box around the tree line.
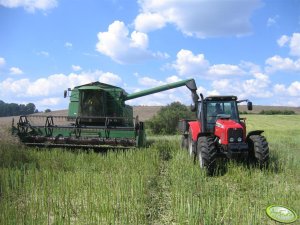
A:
[0,100,38,117]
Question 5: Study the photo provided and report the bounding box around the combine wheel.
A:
[197,136,217,175]
[248,135,269,168]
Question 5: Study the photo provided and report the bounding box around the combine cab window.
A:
[80,90,105,117]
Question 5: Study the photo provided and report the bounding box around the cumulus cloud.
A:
[265,55,300,73]
[277,33,300,57]
[277,35,290,47]
[0,57,5,67]
[71,65,82,72]
[0,0,58,12]
[37,97,62,107]
[290,33,300,57]
[208,64,245,76]
[65,42,73,49]
[10,67,23,75]
[172,49,246,78]
[96,20,167,64]
[0,70,122,99]
[267,15,279,27]
[99,72,122,85]
[135,0,261,38]
[134,12,166,33]
[126,75,195,105]
[172,49,209,76]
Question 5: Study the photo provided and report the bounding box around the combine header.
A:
[12,79,198,149]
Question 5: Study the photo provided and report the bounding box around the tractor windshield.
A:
[206,101,239,124]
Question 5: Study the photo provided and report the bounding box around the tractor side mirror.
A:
[247,101,253,111]
[64,90,67,98]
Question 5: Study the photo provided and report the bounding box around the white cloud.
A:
[265,55,300,73]
[138,76,164,87]
[287,81,300,96]
[267,15,279,27]
[0,70,122,98]
[166,75,180,83]
[135,0,261,38]
[0,57,5,67]
[71,65,82,72]
[0,0,58,12]
[289,33,300,57]
[134,12,166,33]
[208,64,245,76]
[96,20,165,64]
[277,35,290,47]
[36,51,49,57]
[10,67,23,75]
[65,42,73,49]
[37,97,62,107]
[241,72,272,98]
[173,49,209,76]
[273,84,286,94]
[98,72,122,85]
[276,33,300,57]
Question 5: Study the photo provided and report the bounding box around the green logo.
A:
[266,205,298,223]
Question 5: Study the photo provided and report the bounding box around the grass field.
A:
[0,115,299,224]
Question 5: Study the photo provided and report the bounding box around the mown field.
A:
[0,115,299,224]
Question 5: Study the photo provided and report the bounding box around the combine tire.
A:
[197,136,217,175]
[248,135,269,168]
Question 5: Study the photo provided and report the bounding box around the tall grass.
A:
[0,115,299,224]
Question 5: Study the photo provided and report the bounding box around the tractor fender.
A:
[188,121,200,142]
[246,130,264,141]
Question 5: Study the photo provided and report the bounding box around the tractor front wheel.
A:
[197,136,217,175]
[248,135,269,168]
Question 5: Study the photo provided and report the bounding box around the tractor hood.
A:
[215,118,245,145]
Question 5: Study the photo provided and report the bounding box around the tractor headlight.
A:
[229,137,234,143]
[237,137,242,142]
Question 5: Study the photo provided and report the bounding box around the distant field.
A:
[0,114,299,224]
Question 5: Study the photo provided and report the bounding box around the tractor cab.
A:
[197,96,241,133]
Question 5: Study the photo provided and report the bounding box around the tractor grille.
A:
[228,128,243,143]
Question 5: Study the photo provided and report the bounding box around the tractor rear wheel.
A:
[248,135,269,168]
[181,135,188,150]
[197,136,217,175]
[188,132,195,157]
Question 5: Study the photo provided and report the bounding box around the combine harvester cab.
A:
[12,79,198,149]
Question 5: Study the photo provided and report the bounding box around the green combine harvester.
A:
[12,79,198,148]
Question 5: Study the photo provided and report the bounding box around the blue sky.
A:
[0,0,300,110]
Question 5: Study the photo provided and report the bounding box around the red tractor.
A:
[179,94,269,175]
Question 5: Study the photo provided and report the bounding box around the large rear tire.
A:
[197,136,217,175]
[188,132,195,157]
[248,135,269,168]
[181,135,188,150]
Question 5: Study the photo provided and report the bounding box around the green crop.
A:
[0,115,299,224]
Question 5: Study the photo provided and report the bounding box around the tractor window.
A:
[206,101,239,124]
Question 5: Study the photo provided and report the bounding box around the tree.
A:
[147,102,196,135]
[0,100,38,117]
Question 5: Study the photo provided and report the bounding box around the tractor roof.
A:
[205,96,237,101]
